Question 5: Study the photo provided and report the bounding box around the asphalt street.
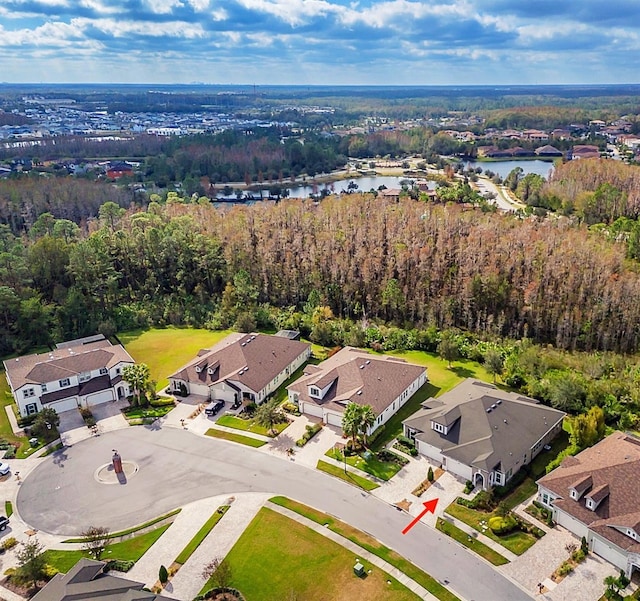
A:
[17,427,533,601]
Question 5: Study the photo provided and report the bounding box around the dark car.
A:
[0,516,9,531]
[205,400,225,416]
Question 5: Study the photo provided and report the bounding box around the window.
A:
[99,367,108,375]
[79,372,91,383]
[25,403,38,415]
[59,378,70,387]
[41,384,47,393]
[23,388,35,398]
[116,368,121,375]
[310,387,320,398]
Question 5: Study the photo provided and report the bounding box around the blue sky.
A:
[0,0,638,84]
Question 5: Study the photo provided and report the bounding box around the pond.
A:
[463,159,555,179]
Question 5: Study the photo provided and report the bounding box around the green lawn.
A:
[216,415,288,437]
[203,507,421,601]
[205,428,266,448]
[122,405,174,421]
[0,373,31,457]
[175,506,229,565]
[316,460,380,491]
[118,327,232,389]
[436,518,509,566]
[44,524,170,573]
[325,448,403,481]
[445,501,537,555]
[269,497,460,601]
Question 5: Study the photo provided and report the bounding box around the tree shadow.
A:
[269,433,296,454]
[450,366,475,379]
[53,449,69,468]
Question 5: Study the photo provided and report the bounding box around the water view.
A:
[463,159,555,179]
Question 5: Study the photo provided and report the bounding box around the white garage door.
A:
[85,390,115,407]
[591,536,627,570]
[301,402,323,418]
[326,411,343,427]
[48,397,79,414]
[554,510,589,539]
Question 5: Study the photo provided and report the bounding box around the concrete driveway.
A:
[16,427,533,601]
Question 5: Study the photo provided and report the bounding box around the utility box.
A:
[29,438,39,447]
[353,562,365,577]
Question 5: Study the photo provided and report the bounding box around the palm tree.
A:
[360,405,376,447]
[341,402,363,448]
[255,399,284,436]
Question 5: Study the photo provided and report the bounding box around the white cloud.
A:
[237,0,338,26]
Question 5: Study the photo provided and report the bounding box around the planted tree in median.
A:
[122,363,151,407]
[15,538,47,591]
[81,526,111,560]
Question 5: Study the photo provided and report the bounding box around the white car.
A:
[0,463,10,476]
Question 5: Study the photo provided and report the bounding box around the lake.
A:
[463,159,555,179]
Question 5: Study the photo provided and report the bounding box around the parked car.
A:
[0,463,10,477]
[205,400,225,416]
[0,516,9,530]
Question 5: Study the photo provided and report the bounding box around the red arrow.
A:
[402,498,439,535]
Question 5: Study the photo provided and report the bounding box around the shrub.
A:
[296,423,322,447]
[150,398,175,408]
[571,549,586,563]
[427,466,434,482]
[1,538,17,551]
[105,559,135,572]
[464,480,474,494]
[488,515,518,535]
[281,402,300,415]
[557,561,573,576]
[159,565,168,584]
[3,447,16,459]
[43,564,59,579]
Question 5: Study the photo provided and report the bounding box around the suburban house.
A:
[31,558,177,601]
[402,379,565,490]
[287,347,426,432]
[536,432,640,578]
[168,333,311,404]
[3,335,134,417]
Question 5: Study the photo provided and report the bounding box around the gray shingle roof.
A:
[403,378,565,474]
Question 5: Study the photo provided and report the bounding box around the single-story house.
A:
[287,346,426,432]
[535,144,563,157]
[32,557,177,601]
[169,333,310,404]
[536,432,640,578]
[3,335,134,417]
[403,379,565,490]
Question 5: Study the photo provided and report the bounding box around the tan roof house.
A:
[287,347,426,431]
[536,432,640,577]
[168,333,310,405]
[3,335,134,417]
[32,557,177,601]
[403,379,565,490]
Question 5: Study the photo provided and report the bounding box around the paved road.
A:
[474,177,518,212]
[17,428,532,601]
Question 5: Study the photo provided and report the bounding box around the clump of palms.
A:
[341,402,376,450]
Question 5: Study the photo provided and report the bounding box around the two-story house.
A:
[403,379,565,490]
[287,347,426,432]
[3,335,135,417]
[168,333,311,405]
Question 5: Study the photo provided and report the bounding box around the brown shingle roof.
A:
[287,347,425,416]
[3,339,134,390]
[169,333,310,394]
[538,432,640,553]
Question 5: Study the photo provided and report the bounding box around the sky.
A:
[0,0,638,85]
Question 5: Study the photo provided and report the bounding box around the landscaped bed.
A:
[325,447,407,481]
[269,497,461,601]
[445,500,539,555]
[200,507,421,601]
[436,518,509,566]
[216,415,288,437]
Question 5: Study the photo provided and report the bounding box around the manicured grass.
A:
[501,477,539,510]
[5,501,12,518]
[118,327,232,389]
[445,501,537,555]
[529,429,571,477]
[316,460,380,491]
[205,427,266,447]
[325,448,403,481]
[203,507,421,601]
[269,497,461,601]
[0,373,30,455]
[122,405,174,421]
[216,414,288,437]
[40,442,64,457]
[175,506,229,565]
[436,518,509,566]
[62,509,181,543]
[44,524,170,573]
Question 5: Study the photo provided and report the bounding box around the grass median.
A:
[175,506,229,565]
[316,459,379,491]
[205,428,266,448]
[436,518,509,566]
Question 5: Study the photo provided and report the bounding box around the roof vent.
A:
[503,419,508,424]
[486,408,492,413]
[491,404,497,409]
[496,400,502,405]
[241,342,246,347]
[360,364,365,369]
[357,390,362,395]
[365,360,371,365]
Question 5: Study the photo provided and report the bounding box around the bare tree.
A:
[81,526,111,560]
[202,556,233,591]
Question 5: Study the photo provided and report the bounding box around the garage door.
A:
[326,411,343,427]
[554,510,589,539]
[591,536,627,570]
[48,397,79,414]
[301,402,322,418]
[85,390,115,407]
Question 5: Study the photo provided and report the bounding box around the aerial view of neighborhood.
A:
[1,1,640,601]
